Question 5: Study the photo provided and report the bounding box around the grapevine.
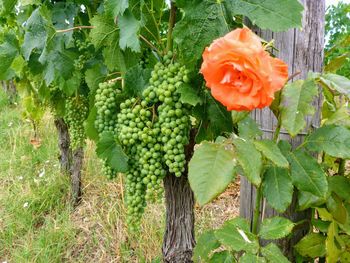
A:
[115,52,191,229]
[64,95,89,150]
[94,80,123,179]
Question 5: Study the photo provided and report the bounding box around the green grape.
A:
[114,52,191,230]
[94,80,122,178]
[102,160,117,179]
[64,95,89,150]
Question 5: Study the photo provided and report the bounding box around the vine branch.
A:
[166,2,177,52]
[56,26,95,33]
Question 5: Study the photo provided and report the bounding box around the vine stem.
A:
[56,26,95,33]
[166,2,177,52]
[252,185,262,235]
[139,35,161,56]
[338,158,345,176]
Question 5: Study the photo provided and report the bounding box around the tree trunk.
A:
[162,130,196,263]
[71,147,84,206]
[240,0,325,260]
[54,117,72,174]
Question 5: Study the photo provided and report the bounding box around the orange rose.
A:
[200,27,288,111]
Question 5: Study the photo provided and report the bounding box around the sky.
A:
[326,0,350,7]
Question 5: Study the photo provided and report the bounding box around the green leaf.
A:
[233,138,262,186]
[262,166,293,213]
[232,111,249,124]
[84,106,99,141]
[188,142,236,206]
[325,53,350,73]
[118,10,141,52]
[173,0,228,69]
[96,132,129,172]
[209,251,236,263]
[239,253,266,263]
[253,140,289,168]
[177,83,202,106]
[124,65,151,97]
[295,233,326,258]
[259,217,294,240]
[287,149,328,198]
[326,221,341,263]
[226,0,303,32]
[0,0,17,14]
[0,31,18,80]
[280,79,319,137]
[238,116,262,139]
[90,14,117,49]
[22,8,48,60]
[304,125,350,159]
[327,195,348,225]
[261,243,290,263]
[85,63,108,91]
[329,176,350,202]
[193,230,220,262]
[298,191,325,211]
[105,0,128,17]
[324,106,350,128]
[320,73,350,98]
[215,218,260,254]
[311,219,331,233]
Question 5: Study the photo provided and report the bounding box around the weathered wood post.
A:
[240,0,325,259]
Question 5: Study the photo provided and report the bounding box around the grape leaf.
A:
[173,0,228,69]
[118,10,141,52]
[177,83,202,106]
[0,31,18,80]
[22,8,49,60]
[226,0,303,32]
[105,0,128,17]
[124,64,151,97]
[96,132,129,172]
[90,14,118,49]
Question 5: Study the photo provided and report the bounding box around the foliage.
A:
[2,0,349,262]
[190,73,350,262]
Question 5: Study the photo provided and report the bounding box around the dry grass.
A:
[0,91,240,262]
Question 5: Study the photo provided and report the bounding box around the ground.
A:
[0,90,240,263]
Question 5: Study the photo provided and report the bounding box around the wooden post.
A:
[240,0,325,259]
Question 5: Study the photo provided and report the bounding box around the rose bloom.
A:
[200,27,288,111]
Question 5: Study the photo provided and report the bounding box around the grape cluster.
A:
[74,39,94,70]
[64,96,89,150]
[94,81,122,134]
[94,81,122,179]
[116,52,191,229]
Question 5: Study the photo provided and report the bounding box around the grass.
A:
[0,89,239,262]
